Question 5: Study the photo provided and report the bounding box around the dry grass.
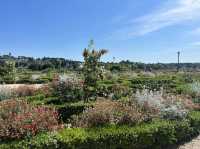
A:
[0,84,43,100]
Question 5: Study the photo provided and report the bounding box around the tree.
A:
[82,40,108,101]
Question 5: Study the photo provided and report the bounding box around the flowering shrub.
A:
[72,99,150,127]
[134,89,189,120]
[0,99,60,140]
[0,86,14,101]
[51,74,84,102]
[188,81,200,97]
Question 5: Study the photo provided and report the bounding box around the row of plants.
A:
[1,111,200,149]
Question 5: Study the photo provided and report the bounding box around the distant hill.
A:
[0,55,81,71]
[1,54,200,72]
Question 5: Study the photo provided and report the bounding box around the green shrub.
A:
[2,111,200,149]
[130,77,177,93]
[174,120,193,142]
[188,111,200,132]
[25,96,92,122]
[54,102,92,122]
[26,94,46,102]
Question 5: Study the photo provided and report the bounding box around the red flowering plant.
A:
[0,99,60,141]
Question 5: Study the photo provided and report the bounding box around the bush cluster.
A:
[1,111,200,149]
[0,86,14,101]
[55,102,92,122]
[0,99,60,140]
[72,99,153,127]
[130,77,177,92]
[134,89,189,120]
[51,74,84,102]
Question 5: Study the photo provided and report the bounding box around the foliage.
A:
[3,49,200,148]
[130,77,177,93]
[188,111,200,131]
[96,81,131,100]
[82,40,108,101]
[0,99,60,140]
[0,86,14,101]
[0,60,16,84]
[55,102,93,122]
[72,99,151,127]
[0,55,81,71]
[134,89,189,120]
[26,94,46,103]
[2,111,200,149]
[50,74,84,102]
[188,81,200,97]
[110,83,132,100]
[25,94,92,122]
[37,84,52,97]
[3,54,200,72]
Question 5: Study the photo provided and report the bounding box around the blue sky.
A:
[0,0,200,63]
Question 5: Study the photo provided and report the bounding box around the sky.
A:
[0,0,200,63]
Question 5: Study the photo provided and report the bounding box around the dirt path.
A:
[177,136,200,149]
[0,84,43,90]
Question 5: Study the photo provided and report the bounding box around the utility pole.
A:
[177,51,180,72]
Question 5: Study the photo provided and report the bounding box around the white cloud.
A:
[110,0,200,39]
[136,0,200,35]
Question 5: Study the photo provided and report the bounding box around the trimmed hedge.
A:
[1,111,200,149]
[130,77,177,92]
[26,96,93,122]
[54,102,92,122]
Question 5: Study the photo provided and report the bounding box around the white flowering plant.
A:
[134,88,189,120]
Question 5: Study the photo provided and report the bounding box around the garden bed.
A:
[1,111,200,149]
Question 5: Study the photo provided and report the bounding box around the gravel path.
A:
[177,136,200,149]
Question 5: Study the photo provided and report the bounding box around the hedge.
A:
[1,111,200,149]
[26,96,93,122]
[130,77,177,92]
[54,102,92,122]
